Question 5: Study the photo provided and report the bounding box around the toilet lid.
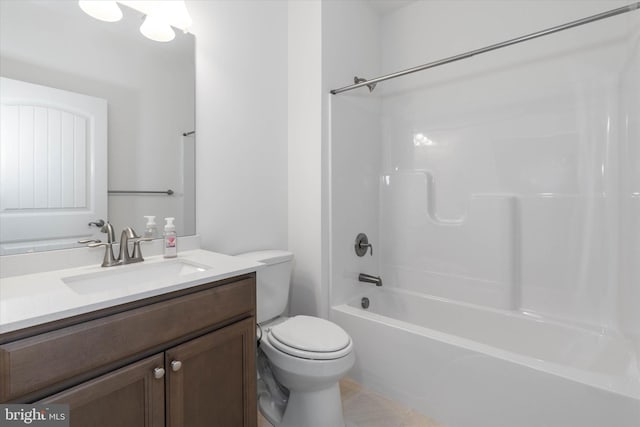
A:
[269,315,351,357]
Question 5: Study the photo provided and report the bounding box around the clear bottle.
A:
[163,217,177,258]
[143,215,157,238]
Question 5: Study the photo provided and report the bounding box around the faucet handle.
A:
[78,239,101,244]
[88,219,105,228]
[131,237,153,262]
[355,233,373,257]
[132,237,153,243]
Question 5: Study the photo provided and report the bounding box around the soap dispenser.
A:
[163,217,177,258]
[143,216,157,238]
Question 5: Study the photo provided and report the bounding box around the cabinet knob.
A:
[153,367,165,379]
[171,360,182,372]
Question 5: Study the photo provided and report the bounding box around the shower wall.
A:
[325,0,382,308]
[620,19,640,344]
[330,0,639,342]
[378,0,640,332]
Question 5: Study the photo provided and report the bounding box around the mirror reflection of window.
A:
[0,78,108,254]
[0,0,195,254]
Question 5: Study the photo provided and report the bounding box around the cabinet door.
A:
[38,354,165,427]
[166,317,256,427]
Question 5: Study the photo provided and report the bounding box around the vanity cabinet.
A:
[39,354,165,427]
[0,274,257,427]
[166,318,255,426]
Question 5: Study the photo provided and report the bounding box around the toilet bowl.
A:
[260,315,355,427]
[236,251,354,427]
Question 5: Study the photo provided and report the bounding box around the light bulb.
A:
[78,0,123,22]
[140,15,175,42]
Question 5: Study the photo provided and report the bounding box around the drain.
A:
[361,297,370,309]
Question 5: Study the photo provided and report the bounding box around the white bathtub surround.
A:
[328,1,640,426]
[372,0,639,329]
[333,288,640,427]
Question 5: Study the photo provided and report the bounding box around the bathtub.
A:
[331,287,640,427]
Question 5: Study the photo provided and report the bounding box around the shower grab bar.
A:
[330,2,640,95]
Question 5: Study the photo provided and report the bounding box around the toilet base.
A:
[259,392,285,427]
[257,316,354,427]
[264,382,345,427]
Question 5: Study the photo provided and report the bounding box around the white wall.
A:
[191,0,330,319]
[190,0,380,319]
[190,0,288,255]
[287,0,324,317]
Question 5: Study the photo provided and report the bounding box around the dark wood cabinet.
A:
[0,274,257,427]
[39,354,165,427]
[166,317,256,427]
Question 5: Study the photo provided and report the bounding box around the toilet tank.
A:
[236,250,294,323]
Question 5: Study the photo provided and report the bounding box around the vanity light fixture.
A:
[413,133,436,147]
[78,1,192,43]
[78,0,123,22]
[120,1,192,42]
[140,15,175,42]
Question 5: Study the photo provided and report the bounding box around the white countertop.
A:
[0,249,263,335]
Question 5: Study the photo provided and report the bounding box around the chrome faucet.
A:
[102,222,116,243]
[118,227,136,264]
[359,273,383,287]
[118,227,152,264]
[79,223,151,267]
[79,222,120,267]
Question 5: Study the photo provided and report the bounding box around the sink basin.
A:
[62,259,211,295]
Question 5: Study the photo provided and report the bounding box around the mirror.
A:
[0,0,195,255]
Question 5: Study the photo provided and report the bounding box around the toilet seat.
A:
[267,315,352,360]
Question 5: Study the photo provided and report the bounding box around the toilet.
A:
[237,250,355,427]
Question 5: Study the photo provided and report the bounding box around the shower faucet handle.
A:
[359,242,373,256]
[355,233,373,257]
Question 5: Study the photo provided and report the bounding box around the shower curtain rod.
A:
[330,2,640,95]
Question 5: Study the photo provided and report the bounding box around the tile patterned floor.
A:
[258,378,443,427]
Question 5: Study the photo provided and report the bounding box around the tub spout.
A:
[359,273,382,287]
